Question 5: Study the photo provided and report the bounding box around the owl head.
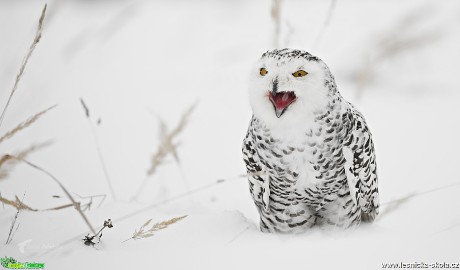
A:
[248,49,338,130]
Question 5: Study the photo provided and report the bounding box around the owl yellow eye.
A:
[292,70,308,77]
[260,68,268,76]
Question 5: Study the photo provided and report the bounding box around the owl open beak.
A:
[269,91,297,118]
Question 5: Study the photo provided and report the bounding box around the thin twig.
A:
[73,192,106,208]
[5,211,20,245]
[80,98,117,200]
[89,122,116,200]
[123,173,247,223]
[432,222,460,236]
[0,193,99,212]
[227,225,251,245]
[80,98,90,118]
[0,4,47,129]
[378,181,460,219]
[5,192,26,245]
[7,155,96,234]
[380,181,460,207]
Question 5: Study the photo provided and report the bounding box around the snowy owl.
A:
[242,49,379,232]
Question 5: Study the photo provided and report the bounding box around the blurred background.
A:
[0,0,459,267]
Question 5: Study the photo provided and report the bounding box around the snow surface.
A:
[1,0,459,269]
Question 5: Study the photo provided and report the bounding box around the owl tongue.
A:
[269,91,296,118]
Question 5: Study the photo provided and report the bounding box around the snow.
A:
[1,0,459,269]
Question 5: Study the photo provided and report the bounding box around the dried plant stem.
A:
[0,195,36,211]
[378,181,460,219]
[353,9,440,98]
[122,215,187,243]
[122,173,248,223]
[0,141,54,181]
[0,4,47,129]
[0,105,56,145]
[314,0,337,48]
[0,193,104,212]
[7,155,96,234]
[227,225,251,245]
[88,122,116,200]
[131,103,196,200]
[0,192,4,209]
[5,192,25,245]
[80,98,116,200]
[271,0,282,48]
[73,193,106,209]
[5,210,20,245]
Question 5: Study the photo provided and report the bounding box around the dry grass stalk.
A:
[80,98,117,200]
[271,0,282,48]
[379,181,460,219]
[39,172,260,254]
[0,141,53,180]
[0,194,37,211]
[0,105,56,145]
[131,103,196,200]
[5,210,20,245]
[314,0,337,48]
[73,192,106,210]
[0,4,48,129]
[122,215,187,243]
[354,9,441,98]
[0,192,103,212]
[147,103,197,176]
[119,173,260,223]
[6,155,96,234]
[5,192,26,245]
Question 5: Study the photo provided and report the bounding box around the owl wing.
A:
[343,105,379,222]
[242,119,270,213]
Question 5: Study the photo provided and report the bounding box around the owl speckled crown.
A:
[261,48,320,62]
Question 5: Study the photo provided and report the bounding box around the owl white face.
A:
[248,50,332,129]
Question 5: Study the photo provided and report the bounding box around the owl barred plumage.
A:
[242,49,379,232]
